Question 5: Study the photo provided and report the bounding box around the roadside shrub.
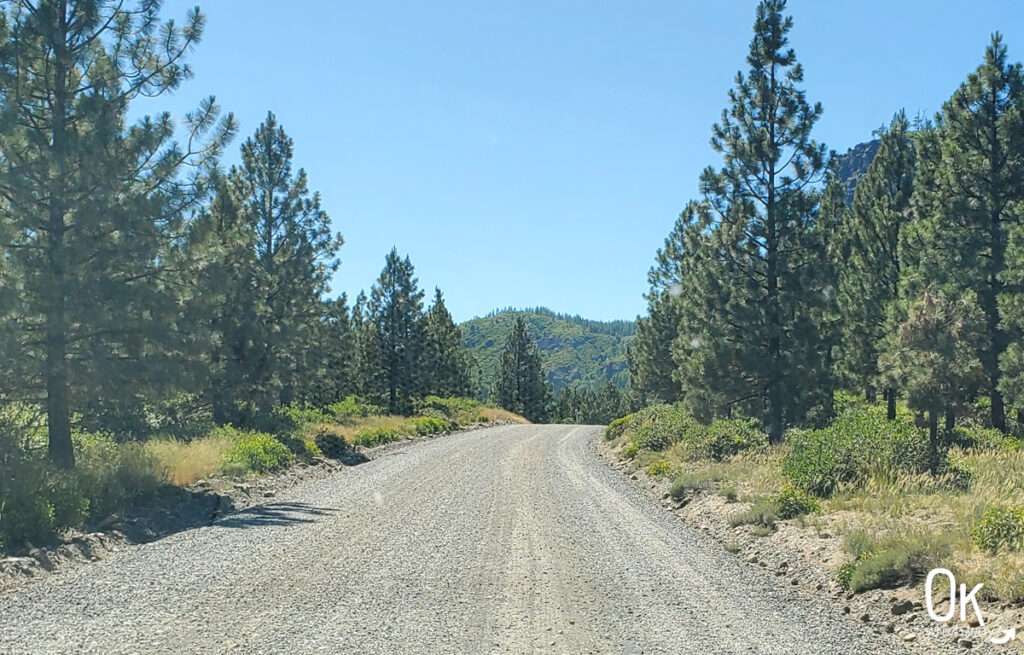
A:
[722,485,738,503]
[612,404,766,460]
[952,426,1021,451]
[646,459,674,478]
[971,505,1024,553]
[0,417,165,548]
[352,426,400,447]
[728,498,778,529]
[220,429,293,475]
[693,418,766,460]
[292,436,322,458]
[403,416,456,436]
[621,443,639,459]
[328,396,384,421]
[633,405,697,451]
[670,472,712,499]
[605,414,634,441]
[782,405,929,496]
[839,529,952,592]
[772,485,820,519]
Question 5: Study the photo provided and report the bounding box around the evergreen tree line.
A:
[551,381,640,426]
[629,0,1024,448]
[0,0,474,468]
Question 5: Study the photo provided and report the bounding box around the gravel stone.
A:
[0,424,915,654]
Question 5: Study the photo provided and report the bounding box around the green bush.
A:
[609,404,766,460]
[621,443,639,459]
[633,405,696,451]
[403,416,456,436]
[952,425,1021,451]
[328,396,384,421]
[839,530,952,592]
[275,433,320,459]
[75,434,164,518]
[782,405,930,496]
[773,485,820,519]
[220,429,293,475]
[693,418,766,460]
[605,414,634,441]
[971,505,1024,553]
[646,459,674,478]
[0,410,165,548]
[352,426,400,447]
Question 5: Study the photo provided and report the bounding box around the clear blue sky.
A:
[154,0,1024,322]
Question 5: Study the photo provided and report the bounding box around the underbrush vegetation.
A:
[609,398,1024,603]
[606,403,765,460]
[0,397,523,552]
[782,404,929,496]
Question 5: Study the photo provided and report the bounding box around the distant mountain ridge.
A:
[461,308,635,393]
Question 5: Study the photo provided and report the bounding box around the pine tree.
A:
[628,207,697,404]
[837,111,916,418]
[352,291,385,403]
[0,1,235,466]
[494,317,551,422]
[910,34,1024,433]
[880,287,984,467]
[671,0,828,441]
[368,249,425,415]
[304,295,356,407]
[422,288,474,398]
[196,113,341,424]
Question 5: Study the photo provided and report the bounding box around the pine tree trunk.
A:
[46,0,74,469]
[764,78,783,446]
[945,404,955,432]
[866,386,876,403]
[886,388,896,421]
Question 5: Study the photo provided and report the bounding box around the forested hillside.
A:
[462,308,635,392]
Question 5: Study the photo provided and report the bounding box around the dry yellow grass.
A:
[146,404,526,488]
[144,434,235,486]
[477,406,528,424]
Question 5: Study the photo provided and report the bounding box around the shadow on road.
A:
[214,502,337,529]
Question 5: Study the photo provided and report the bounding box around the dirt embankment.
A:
[601,443,1023,655]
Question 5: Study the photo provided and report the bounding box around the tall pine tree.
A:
[368,249,425,415]
[910,34,1024,432]
[671,0,828,441]
[195,113,341,424]
[0,0,234,466]
[837,111,916,418]
[422,288,474,398]
[494,317,550,423]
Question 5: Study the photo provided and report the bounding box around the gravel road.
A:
[0,424,910,654]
